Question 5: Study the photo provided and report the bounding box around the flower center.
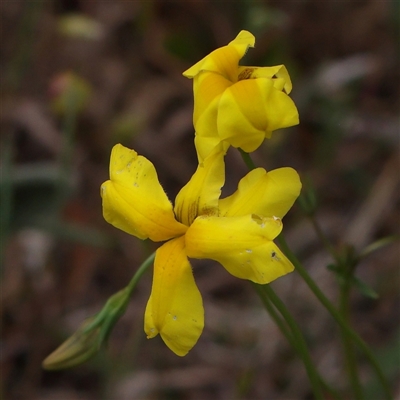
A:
[238,67,256,81]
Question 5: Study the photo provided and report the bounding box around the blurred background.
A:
[1,1,399,399]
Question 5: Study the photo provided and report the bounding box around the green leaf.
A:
[360,236,400,259]
[352,276,379,300]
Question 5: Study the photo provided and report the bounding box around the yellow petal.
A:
[192,71,231,130]
[183,30,255,83]
[174,146,225,226]
[101,144,187,241]
[185,215,294,284]
[238,65,293,94]
[144,237,204,356]
[219,167,301,218]
[191,72,231,161]
[217,78,299,152]
[194,133,229,164]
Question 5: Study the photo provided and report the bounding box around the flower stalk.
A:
[240,148,329,398]
[309,215,363,398]
[277,233,392,400]
[255,281,342,400]
[240,149,391,399]
[308,212,393,399]
[338,266,364,400]
[253,283,326,400]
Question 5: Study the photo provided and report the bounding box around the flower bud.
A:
[43,288,131,370]
[42,317,100,370]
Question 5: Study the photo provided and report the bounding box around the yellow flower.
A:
[101,144,301,355]
[183,30,299,161]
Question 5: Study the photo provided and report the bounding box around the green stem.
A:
[251,282,341,400]
[277,234,392,400]
[339,275,363,400]
[0,136,13,268]
[238,149,390,399]
[310,215,363,397]
[126,252,155,296]
[239,148,256,170]
[252,283,293,342]
[55,91,79,213]
[264,284,326,399]
[83,251,155,339]
[240,149,339,399]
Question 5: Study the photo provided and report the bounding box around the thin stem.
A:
[240,149,390,398]
[240,149,338,399]
[252,283,293,342]
[258,284,325,400]
[239,148,256,170]
[84,252,155,330]
[55,90,79,212]
[339,276,364,400]
[126,252,155,296]
[277,234,392,400]
[310,214,363,397]
[253,284,341,400]
[0,136,13,268]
